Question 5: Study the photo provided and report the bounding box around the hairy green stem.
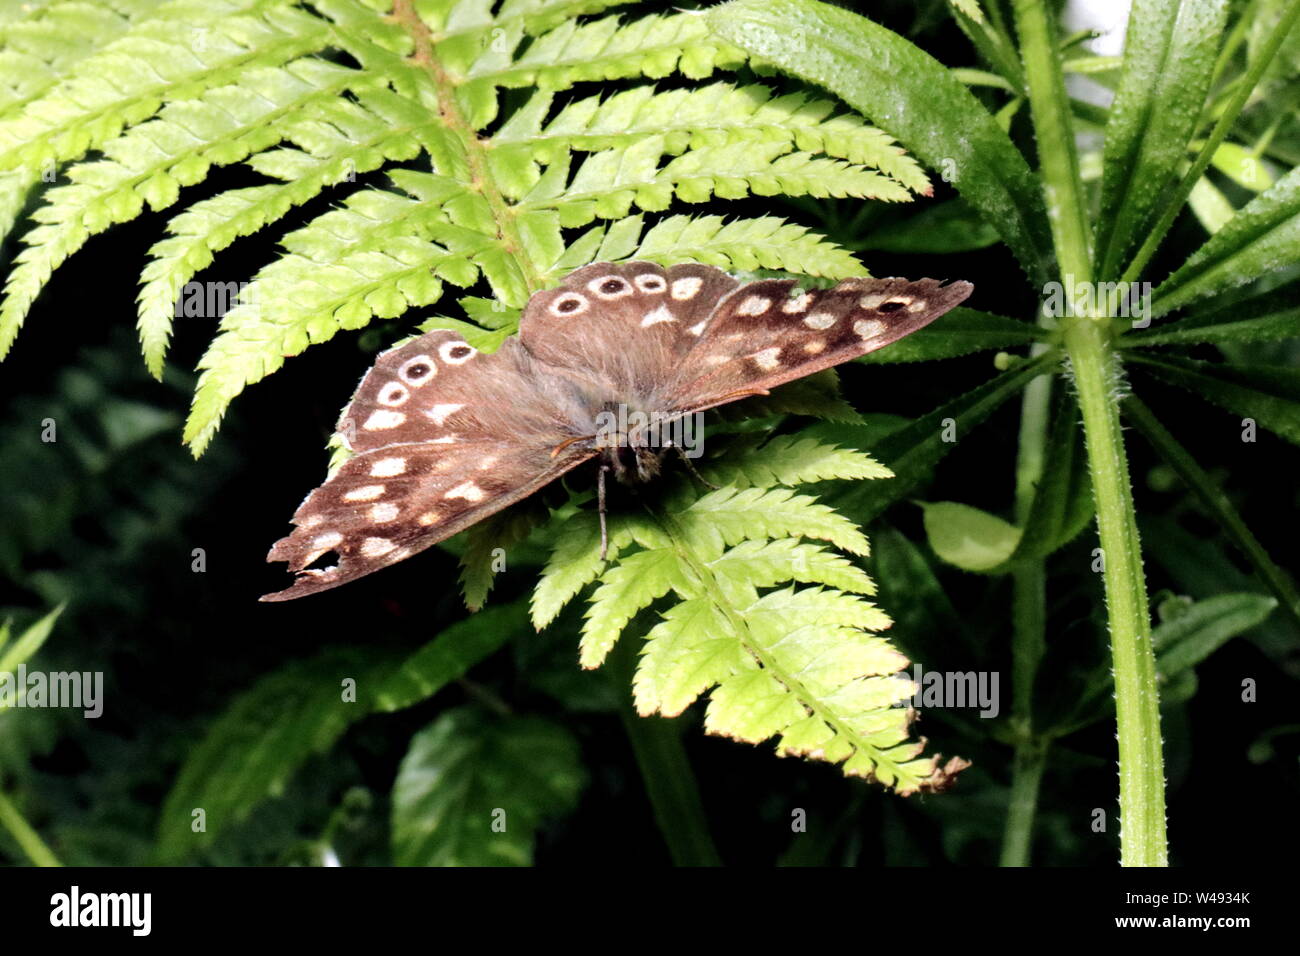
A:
[1013,0,1093,282]
[0,789,61,867]
[1063,318,1166,865]
[609,636,722,867]
[1120,0,1300,285]
[1000,344,1053,867]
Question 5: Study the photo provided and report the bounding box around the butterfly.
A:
[261,261,972,601]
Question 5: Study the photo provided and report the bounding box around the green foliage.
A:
[391,707,583,866]
[155,604,523,862]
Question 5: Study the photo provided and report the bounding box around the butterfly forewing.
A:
[664,276,973,415]
[261,330,596,601]
[520,261,739,396]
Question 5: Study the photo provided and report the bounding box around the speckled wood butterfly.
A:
[262,261,972,601]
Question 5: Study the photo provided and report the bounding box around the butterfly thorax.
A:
[588,399,679,483]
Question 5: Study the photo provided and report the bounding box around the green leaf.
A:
[0,604,64,679]
[1153,164,1300,316]
[856,307,1043,363]
[921,501,1022,572]
[390,708,584,867]
[1123,394,1300,631]
[1152,593,1277,678]
[818,350,1059,524]
[707,0,1054,282]
[858,199,1000,254]
[1125,283,1300,346]
[1094,0,1230,278]
[1129,353,1300,446]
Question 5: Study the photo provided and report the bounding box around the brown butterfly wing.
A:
[663,276,973,414]
[519,261,739,396]
[261,330,596,601]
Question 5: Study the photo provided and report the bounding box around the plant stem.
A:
[1013,0,1093,283]
[1000,342,1053,867]
[1063,317,1167,866]
[0,789,62,867]
[609,637,722,866]
[999,735,1048,867]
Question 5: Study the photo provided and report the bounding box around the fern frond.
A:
[0,0,167,118]
[493,83,930,195]
[0,0,935,456]
[702,434,893,488]
[1,58,372,358]
[0,0,332,172]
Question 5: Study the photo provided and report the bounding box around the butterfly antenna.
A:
[675,447,719,490]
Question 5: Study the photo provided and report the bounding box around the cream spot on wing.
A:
[855,319,887,339]
[688,320,708,336]
[634,274,667,293]
[343,484,385,502]
[438,342,476,365]
[859,293,886,309]
[398,355,435,386]
[446,481,486,502]
[783,292,812,313]
[883,296,914,309]
[750,347,782,371]
[300,514,325,529]
[313,532,343,549]
[804,312,836,330]
[737,295,771,316]
[370,457,407,478]
[370,502,400,523]
[804,340,827,354]
[432,435,458,444]
[478,455,499,470]
[425,403,465,425]
[907,299,928,312]
[377,382,409,407]
[418,510,441,526]
[550,293,588,317]
[361,537,395,557]
[705,354,730,366]
[363,410,405,430]
[640,304,674,327]
[671,276,702,300]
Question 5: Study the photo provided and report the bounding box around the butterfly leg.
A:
[597,463,611,561]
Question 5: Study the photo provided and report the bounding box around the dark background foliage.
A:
[1,0,1297,866]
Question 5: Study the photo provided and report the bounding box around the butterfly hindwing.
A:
[664,276,973,414]
[262,329,597,601]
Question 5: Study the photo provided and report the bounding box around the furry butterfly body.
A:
[262,262,972,601]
